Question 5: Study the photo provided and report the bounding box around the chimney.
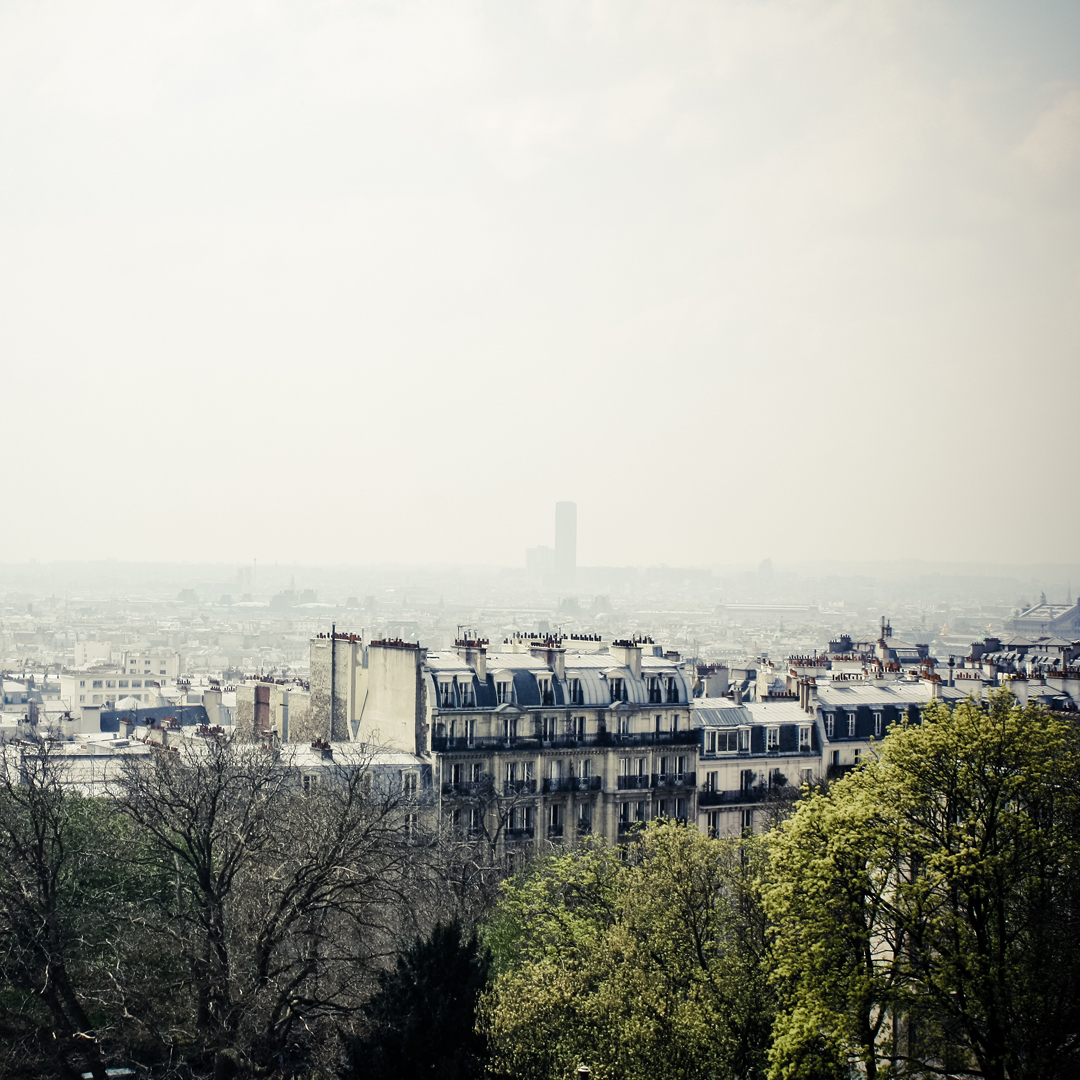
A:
[457,636,489,682]
[609,641,642,680]
[733,683,742,706]
[948,656,955,688]
[807,678,818,713]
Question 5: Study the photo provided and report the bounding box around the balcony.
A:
[542,775,603,794]
[652,772,695,790]
[442,780,493,798]
[503,779,537,796]
[617,775,652,791]
[431,729,698,753]
[697,787,766,807]
[547,823,564,839]
[505,827,535,842]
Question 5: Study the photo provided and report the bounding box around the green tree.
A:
[479,822,772,1080]
[764,689,1080,1080]
[341,920,490,1080]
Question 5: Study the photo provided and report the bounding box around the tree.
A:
[479,821,773,1080]
[341,920,490,1080]
[764,689,1080,1080]
[0,742,167,1080]
[117,736,419,1075]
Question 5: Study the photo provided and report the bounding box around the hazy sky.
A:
[1,0,1077,569]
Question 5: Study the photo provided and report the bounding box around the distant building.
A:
[1008,599,1080,637]
[555,501,577,588]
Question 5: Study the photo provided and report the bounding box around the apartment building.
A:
[289,631,695,854]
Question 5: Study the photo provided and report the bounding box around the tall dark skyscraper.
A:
[555,501,577,588]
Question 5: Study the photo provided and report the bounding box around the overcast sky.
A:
[1,0,1077,569]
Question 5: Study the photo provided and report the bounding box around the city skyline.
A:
[0,1,1078,568]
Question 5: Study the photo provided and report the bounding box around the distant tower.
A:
[555,501,577,589]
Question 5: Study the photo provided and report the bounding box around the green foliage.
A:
[479,823,773,1080]
[341,920,491,1080]
[764,689,1080,1080]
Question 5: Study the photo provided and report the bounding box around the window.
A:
[609,677,624,702]
[618,714,630,735]
[576,758,591,779]
[853,748,862,766]
[439,682,453,707]
[676,755,687,775]
[705,770,718,792]
[738,728,750,752]
[549,759,563,779]
[706,731,717,754]
[675,798,687,819]
[569,678,583,704]
[538,678,554,706]
[79,695,85,703]
[106,680,115,688]
[404,772,418,796]
[159,670,166,676]
[740,769,755,791]
[93,695,101,703]
[706,811,721,837]
[93,680,102,689]
[470,807,482,830]
[873,711,883,737]
[503,716,519,739]
[721,730,739,752]
[666,677,679,703]
[496,681,510,704]
[567,715,585,738]
[79,680,85,688]
[619,756,630,777]
[766,727,779,751]
[801,767,814,785]
[470,761,483,781]
[132,680,142,688]
[825,713,835,738]
[648,677,661,703]
[847,712,857,737]
[832,750,841,767]
[634,800,647,821]
[506,762,518,784]
[740,809,754,831]
[672,714,680,732]
[303,774,319,794]
[655,714,663,733]
[452,762,464,784]
[657,799,670,818]
[458,679,474,707]
[799,725,811,751]
[405,812,418,839]
[620,802,631,823]
[636,757,647,777]
[549,804,562,827]
[119,680,128,688]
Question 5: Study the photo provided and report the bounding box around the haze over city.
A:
[1,0,1078,569]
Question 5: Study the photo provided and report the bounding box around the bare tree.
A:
[0,741,115,1080]
[116,736,420,1075]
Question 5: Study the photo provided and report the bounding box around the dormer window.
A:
[767,727,779,751]
[665,676,679,703]
[847,711,857,737]
[457,678,474,708]
[538,677,555,706]
[825,713,835,738]
[648,677,661,703]
[496,681,511,704]
[569,678,583,705]
[439,682,453,708]
[609,677,625,702]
